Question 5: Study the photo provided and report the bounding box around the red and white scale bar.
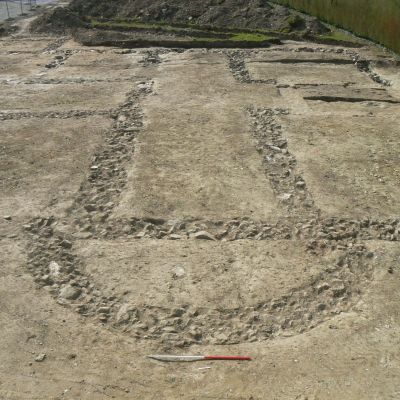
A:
[148,355,252,362]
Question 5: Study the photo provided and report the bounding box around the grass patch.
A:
[192,37,220,42]
[287,14,305,29]
[229,32,274,42]
[90,19,277,43]
[321,29,364,45]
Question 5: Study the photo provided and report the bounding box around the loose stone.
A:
[35,353,46,362]
[59,285,81,300]
[191,231,216,241]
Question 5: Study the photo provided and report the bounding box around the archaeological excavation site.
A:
[0,0,399,398]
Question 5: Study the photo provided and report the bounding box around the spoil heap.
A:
[32,0,330,35]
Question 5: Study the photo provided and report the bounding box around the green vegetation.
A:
[89,18,361,47]
[287,14,305,30]
[229,32,273,42]
[90,19,274,43]
[270,0,400,52]
[280,14,306,33]
[320,30,364,45]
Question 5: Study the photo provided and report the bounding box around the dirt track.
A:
[1,19,400,400]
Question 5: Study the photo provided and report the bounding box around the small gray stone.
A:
[3,215,12,221]
[59,285,81,300]
[215,333,229,344]
[35,353,46,362]
[60,239,72,249]
[84,204,97,212]
[74,232,92,239]
[188,328,202,341]
[116,304,135,324]
[317,282,330,293]
[268,145,282,152]
[279,193,293,202]
[161,332,179,343]
[49,261,62,277]
[41,275,53,285]
[191,231,216,241]
[330,280,346,297]
[170,307,185,317]
[172,266,185,278]
[296,181,306,188]
[99,314,108,322]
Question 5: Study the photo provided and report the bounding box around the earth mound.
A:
[30,6,86,34]
[34,0,330,35]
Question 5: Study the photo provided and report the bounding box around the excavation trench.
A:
[17,46,399,350]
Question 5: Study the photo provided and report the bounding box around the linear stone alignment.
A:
[81,217,294,241]
[42,37,69,52]
[227,50,254,83]
[348,50,392,86]
[69,81,154,234]
[227,50,276,84]
[95,216,400,243]
[0,77,139,85]
[0,109,113,120]
[248,108,319,219]
[42,49,74,69]
[25,215,400,243]
[140,49,163,66]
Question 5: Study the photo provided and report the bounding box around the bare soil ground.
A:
[1,14,400,400]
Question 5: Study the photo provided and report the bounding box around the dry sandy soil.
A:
[1,15,400,400]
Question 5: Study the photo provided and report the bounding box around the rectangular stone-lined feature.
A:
[246,61,372,86]
[114,52,282,221]
[0,117,111,217]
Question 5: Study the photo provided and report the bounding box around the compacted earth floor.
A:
[1,22,400,400]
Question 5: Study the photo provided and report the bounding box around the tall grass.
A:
[271,0,400,53]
